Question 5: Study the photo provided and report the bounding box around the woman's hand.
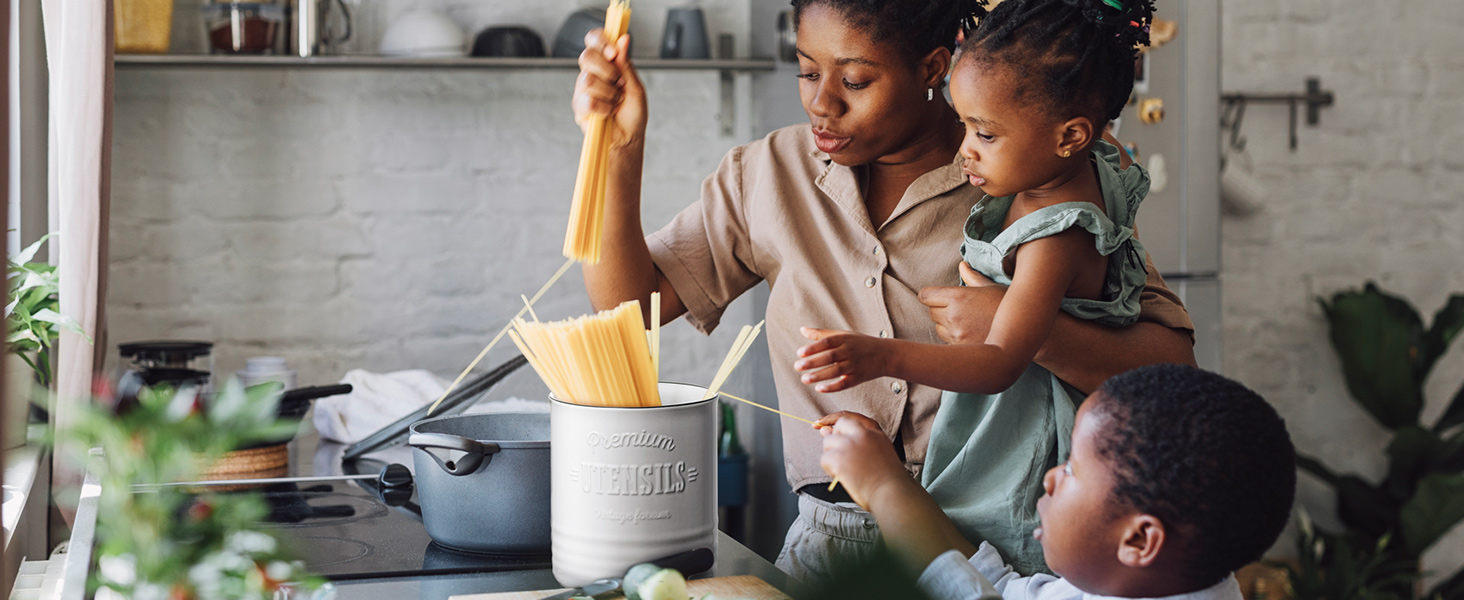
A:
[920,262,1006,345]
[819,416,909,510]
[573,29,647,149]
[925,258,1199,394]
[795,328,891,393]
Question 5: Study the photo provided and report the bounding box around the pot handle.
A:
[408,433,501,476]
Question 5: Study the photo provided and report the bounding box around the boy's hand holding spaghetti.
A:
[817,413,912,511]
[794,327,893,393]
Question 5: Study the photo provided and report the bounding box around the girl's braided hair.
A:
[791,0,990,63]
[961,0,1157,122]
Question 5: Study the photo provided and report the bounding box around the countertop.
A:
[60,419,804,600]
[287,422,808,600]
[322,530,802,600]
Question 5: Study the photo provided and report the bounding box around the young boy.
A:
[816,364,1296,600]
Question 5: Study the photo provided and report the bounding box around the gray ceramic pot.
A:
[408,412,551,554]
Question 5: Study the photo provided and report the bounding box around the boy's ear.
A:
[920,46,953,90]
[1116,514,1166,568]
[1055,118,1095,158]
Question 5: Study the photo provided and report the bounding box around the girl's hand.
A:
[820,417,909,510]
[795,328,890,393]
[573,29,647,148]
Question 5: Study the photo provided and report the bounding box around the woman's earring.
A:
[927,88,934,101]
[1061,150,1072,158]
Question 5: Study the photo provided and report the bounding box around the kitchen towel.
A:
[314,369,547,443]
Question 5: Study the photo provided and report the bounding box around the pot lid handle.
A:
[408,433,501,476]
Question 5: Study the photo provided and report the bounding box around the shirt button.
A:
[872,246,882,256]
[878,329,889,338]
[864,276,876,288]
[891,381,903,394]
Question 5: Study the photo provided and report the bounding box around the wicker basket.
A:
[198,444,289,491]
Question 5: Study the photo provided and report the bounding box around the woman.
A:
[572,0,1195,583]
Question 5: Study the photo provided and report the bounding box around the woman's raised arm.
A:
[573,30,686,325]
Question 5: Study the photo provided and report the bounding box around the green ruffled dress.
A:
[919,140,1151,575]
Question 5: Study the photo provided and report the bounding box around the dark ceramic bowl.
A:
[471,26,545,57]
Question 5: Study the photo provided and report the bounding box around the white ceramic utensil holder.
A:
[550,382,718,586]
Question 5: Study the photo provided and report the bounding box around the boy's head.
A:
[1036,365,1295,596]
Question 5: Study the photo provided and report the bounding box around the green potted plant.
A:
[55,378,329,600]
[1288,283,1464,600]
[5,233,86,447]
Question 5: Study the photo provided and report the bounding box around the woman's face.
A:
[795,4,939,166]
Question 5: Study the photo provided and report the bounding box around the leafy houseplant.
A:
[6,233,86,387]
[1289,283,1464,600]
[56,379,329,600]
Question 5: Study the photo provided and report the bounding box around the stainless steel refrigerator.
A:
[1121,0,1223,372]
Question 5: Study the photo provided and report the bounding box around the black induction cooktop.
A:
[246,479,551,580]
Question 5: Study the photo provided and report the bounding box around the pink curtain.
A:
[42,0,111,499]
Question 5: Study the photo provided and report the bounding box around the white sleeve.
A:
[917,550,1004,600]
[922,543,1076,600]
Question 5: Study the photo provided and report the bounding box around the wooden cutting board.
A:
[450,575,792,600]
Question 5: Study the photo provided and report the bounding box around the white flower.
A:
[226,530,278,554]
[189,561,225,599]
[266,561,295,581]
[132,582,170,600]
[98,554,136,586]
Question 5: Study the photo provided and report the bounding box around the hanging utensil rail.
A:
[1220,76,1335,151]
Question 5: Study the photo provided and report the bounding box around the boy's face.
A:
[1036,396,1133,590]
[949,60,1065,198]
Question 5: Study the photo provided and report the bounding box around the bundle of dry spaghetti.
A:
[508,298,661,407]
[564,0,632,264]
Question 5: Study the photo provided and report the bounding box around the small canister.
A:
[236,356,297,391]
[550,382,718,587]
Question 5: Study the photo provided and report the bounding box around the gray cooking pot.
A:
[408,412,551,554]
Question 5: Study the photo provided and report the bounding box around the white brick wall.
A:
[1221,0,1464,574]
[110,66,763,405]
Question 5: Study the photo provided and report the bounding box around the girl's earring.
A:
[1061,150,1072,158]
[927,88,934,101]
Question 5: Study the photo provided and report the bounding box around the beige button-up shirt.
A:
[648,124,1192,490]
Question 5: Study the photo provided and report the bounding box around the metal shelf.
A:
[114,54,777,72]
[115,54,776,136]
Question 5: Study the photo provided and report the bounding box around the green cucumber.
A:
[635,568,687,600]
[622,563,664,600]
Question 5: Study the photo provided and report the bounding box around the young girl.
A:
[797,0,1159,576]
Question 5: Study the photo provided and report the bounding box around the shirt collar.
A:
[811,138,972,230]
[1085,574,1243,600]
